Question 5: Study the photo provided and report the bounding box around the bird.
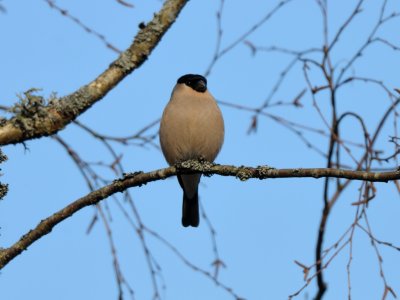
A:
[159,74,224,227]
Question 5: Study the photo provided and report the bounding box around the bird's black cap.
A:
[177,74,207,93]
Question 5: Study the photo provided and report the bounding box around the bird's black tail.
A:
[182,192,199,227]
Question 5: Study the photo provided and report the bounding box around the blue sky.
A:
[1,1,400,299]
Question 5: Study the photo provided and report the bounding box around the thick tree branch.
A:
[0,160,399,270]
[0,0,188,146]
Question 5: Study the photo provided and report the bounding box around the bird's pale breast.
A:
[159,89,224,165]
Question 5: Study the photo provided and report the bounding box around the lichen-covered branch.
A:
[0,148,8,200]
[0,0,188,146]
[0,160,399,270]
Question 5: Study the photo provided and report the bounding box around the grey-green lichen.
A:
[236,167,253,181]
[256,165,276,179]
[11,89,47,116]
[0,148,8,200]
[8,89,61,137]
[55,86,94,118]
[176,159,215,176]
[5,87,96,143]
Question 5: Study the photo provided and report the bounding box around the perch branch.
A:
[0,160,399,270]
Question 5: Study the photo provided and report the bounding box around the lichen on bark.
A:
[0,148,8,200]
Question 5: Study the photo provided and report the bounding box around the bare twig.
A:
[204,0,294,75]
[44,0,122,53]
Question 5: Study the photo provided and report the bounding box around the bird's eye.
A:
[187,81,191,85]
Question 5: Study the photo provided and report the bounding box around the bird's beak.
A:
[195,80,207,92]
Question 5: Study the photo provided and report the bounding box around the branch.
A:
[0,160,399,270]
[0,0,188,146]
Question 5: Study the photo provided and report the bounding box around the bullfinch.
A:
[159,74,224,227]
